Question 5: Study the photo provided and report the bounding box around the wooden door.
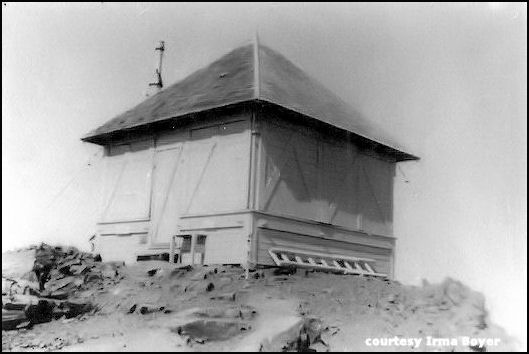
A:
[150,139,217,246]
[149,120,250,246]
[149,144,186,246]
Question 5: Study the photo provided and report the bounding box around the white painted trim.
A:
[97,218,150,225]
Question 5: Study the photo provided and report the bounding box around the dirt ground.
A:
[2,248,518,352]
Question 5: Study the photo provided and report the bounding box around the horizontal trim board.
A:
[258,225,392,252]
[179,209,252,218]
[253,210,395,240]
[97,218,150,225]
[180,225,244,232]
[99,232,147,236]
[148,243,171,250]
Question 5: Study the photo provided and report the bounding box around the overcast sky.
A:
[2,2,526,347]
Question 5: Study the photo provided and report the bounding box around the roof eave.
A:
[254,99,419,162]
[81,99,257,146]
[82,98,419,162]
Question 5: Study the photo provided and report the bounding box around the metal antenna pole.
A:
[149,40,165,93]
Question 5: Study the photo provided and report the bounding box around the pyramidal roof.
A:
[83,40,417,161]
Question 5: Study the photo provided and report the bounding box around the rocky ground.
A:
[2,246,518,352]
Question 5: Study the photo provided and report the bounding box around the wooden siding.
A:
[94,105,398,268]
[150,143,186,245]
[101,139,154,223]
[96,233,149,265]
[186,119,250,214]
[179,211,252,265]
[149,118,251,246]
[97,113,252,256]
[97,220,150,235]
[258,115,395,237]
[253,212,394,275]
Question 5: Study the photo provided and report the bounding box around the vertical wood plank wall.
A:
[94,105,397,271]
[257,114,395,235]
[252,109,397,274]
[96,112,253,263]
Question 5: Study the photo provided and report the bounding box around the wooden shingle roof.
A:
[83,41,418,161]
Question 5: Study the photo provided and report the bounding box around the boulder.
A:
[210,292,236,301]
[273,265,297,276]
[2,308,29,330]
[3,294,40,310]
[172,319,252,342]
[138,303,165,315]
[46,276,83,293]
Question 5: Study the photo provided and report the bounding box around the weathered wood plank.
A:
[256,227,392,275]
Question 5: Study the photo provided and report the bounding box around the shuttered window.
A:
[261,120,394,236]
[101,142,153,222]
